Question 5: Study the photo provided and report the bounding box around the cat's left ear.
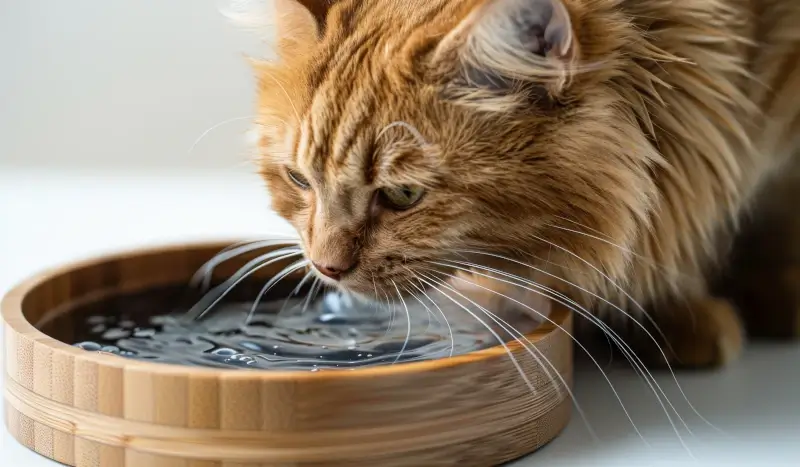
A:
[430,0,578,96]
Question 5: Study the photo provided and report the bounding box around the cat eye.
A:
[378,185,426,210]
[286,168,311,190]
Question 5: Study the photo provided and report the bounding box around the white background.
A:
[2,1,799,466]
[1,0,265,171]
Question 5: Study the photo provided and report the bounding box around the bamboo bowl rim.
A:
[2,240,569,381]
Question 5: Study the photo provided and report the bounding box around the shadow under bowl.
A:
[2,241,573,466]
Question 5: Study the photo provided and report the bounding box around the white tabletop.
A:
[2,168,799,466]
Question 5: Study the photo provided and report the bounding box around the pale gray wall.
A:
[0,1,275,170]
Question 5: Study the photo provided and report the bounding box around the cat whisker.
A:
[518,238,721,435]
[436,258,685,411]
[390,279,412,365]
[189,248,302,320]
[401,284,433,334]
[258,68,302,123]
[279,269,315,316]
[402,283,451,357]
[187,115,257,155]
[300,277,321,316]
[377,121,431,148]
[455,248,674,362]
[413,273,539,398]
[367,286,396,346]
[190,238,300,290]
[411,279,455,359]
[310,278,324,302]
[431,258,694,450]
[419,267,623,445]
[246,258,310,324]
[544,222,692,280]
[528,236,668,346]
[550,215,616,241]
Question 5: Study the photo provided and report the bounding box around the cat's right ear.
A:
[226,1,336,54]
[273,0,337,53]
[275,0,337,37]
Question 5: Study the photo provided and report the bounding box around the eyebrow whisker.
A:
[377,121,431,148]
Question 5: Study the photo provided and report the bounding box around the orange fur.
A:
[245,0,800,367]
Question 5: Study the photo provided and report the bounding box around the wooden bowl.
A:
[2,241,573,466]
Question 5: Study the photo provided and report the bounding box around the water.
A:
[66,285,544,372]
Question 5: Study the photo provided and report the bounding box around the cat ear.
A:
[432,0,577,96]
[275,0,336,37]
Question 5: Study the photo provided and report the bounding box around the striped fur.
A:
[243,0,800,366]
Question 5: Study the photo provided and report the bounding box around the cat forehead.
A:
[292,112,432,187]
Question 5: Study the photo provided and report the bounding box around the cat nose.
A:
[313,261,355,280]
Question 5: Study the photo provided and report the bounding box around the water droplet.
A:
[273,345,279,349]
[367,354,373,357]
[357,353,363,357]
[87,316,106,325]
[102,328,129,340]
[101,345,120,354]
[133,328,155,338]
[240,341,262,351]
[75,341,102,351]
[149,316,168,326]
[212,348,237,356]
[310,368,320,372]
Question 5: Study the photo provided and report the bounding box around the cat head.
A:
[250,0,664,298]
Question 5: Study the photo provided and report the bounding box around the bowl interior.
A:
[20,242,552,372]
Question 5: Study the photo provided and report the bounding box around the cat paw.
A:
[635,297,744,369]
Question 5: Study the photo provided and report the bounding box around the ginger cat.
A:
[238,0,800,368]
